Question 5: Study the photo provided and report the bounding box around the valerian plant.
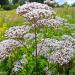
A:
[0,0,75,75]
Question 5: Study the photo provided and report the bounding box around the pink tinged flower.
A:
[13,55,28,73]
[33,43,49,57]
[35,17,65,28]
[33,39,58,57]
[24,9,55,22]
[48,48,74,65]
[56,16,67,23]
[23,33,35,40]
[16,2,52,16]
[0,39,23,60]
[5,26,31,39]
[16,2,55,23]
[62,35,75,43]
[33,35,75,65]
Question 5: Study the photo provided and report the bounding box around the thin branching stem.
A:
[34,23,38,75]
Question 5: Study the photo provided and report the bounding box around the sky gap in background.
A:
[55,0,75,5]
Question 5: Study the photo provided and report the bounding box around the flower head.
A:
[23,33,35,40]
[17,2,52,16]
[25,9,55,22]
[13,54,28,73]
[33,35,75,65]
[0,39,23,60]
[5,26,31,39]
[48,48,74,65]
[36,17,64,28]
[17,2,55,23]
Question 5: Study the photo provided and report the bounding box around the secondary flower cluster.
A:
[17,2,55,23]
[0,39,23,60]
[33,38,58,57]
[35,16,66,28]
[33,35,75,65]
[5,26,31,39]
[13,54,28,73]
[48,48,74,65]
[23,33,35,40]
[33,43,49,57]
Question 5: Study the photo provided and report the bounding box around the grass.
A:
[0,10,25,41]
[0,7,75,75]
[55,7,75,24]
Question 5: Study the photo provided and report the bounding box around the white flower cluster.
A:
[48,48,74,65]
[33,35,75,65]
[17,2,55,22]
[17,2,52,16]
[13,54,28,73]
[23,33,35,40]
[0,39,23,60]
[56,16,67,23]
[24,9,55,22]
[23,33,47,42]
[35,16,66,28]
[65,24,75,29]
[17,2,67,28]
[33,38,58,57]
[33,43,49,57]
[62,35,75,44]
[5,26,31,39]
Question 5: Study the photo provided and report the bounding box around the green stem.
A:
[34,23,38,75]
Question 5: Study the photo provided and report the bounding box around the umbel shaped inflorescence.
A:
[17,2,55,23]
[16,2,53,16]
[35,16,66,28]
[0,39,23,60]
[0,25,31,62]
[5,25,31,39]
[33,35,75,65]
[48,48,74,65]
[16,2,66,28]
[13,54,28,73]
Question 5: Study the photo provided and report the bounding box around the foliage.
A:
[19,0,45,3]
[18,0,26,5]
[2,4,13,10]
[72,3,75,7]
[0,5,3,10]
[0,0,9,6]
[12,0,18,4]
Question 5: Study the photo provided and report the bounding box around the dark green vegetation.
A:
[0,0,45,10]
[0,7,75,75]
[0,0,75,10]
